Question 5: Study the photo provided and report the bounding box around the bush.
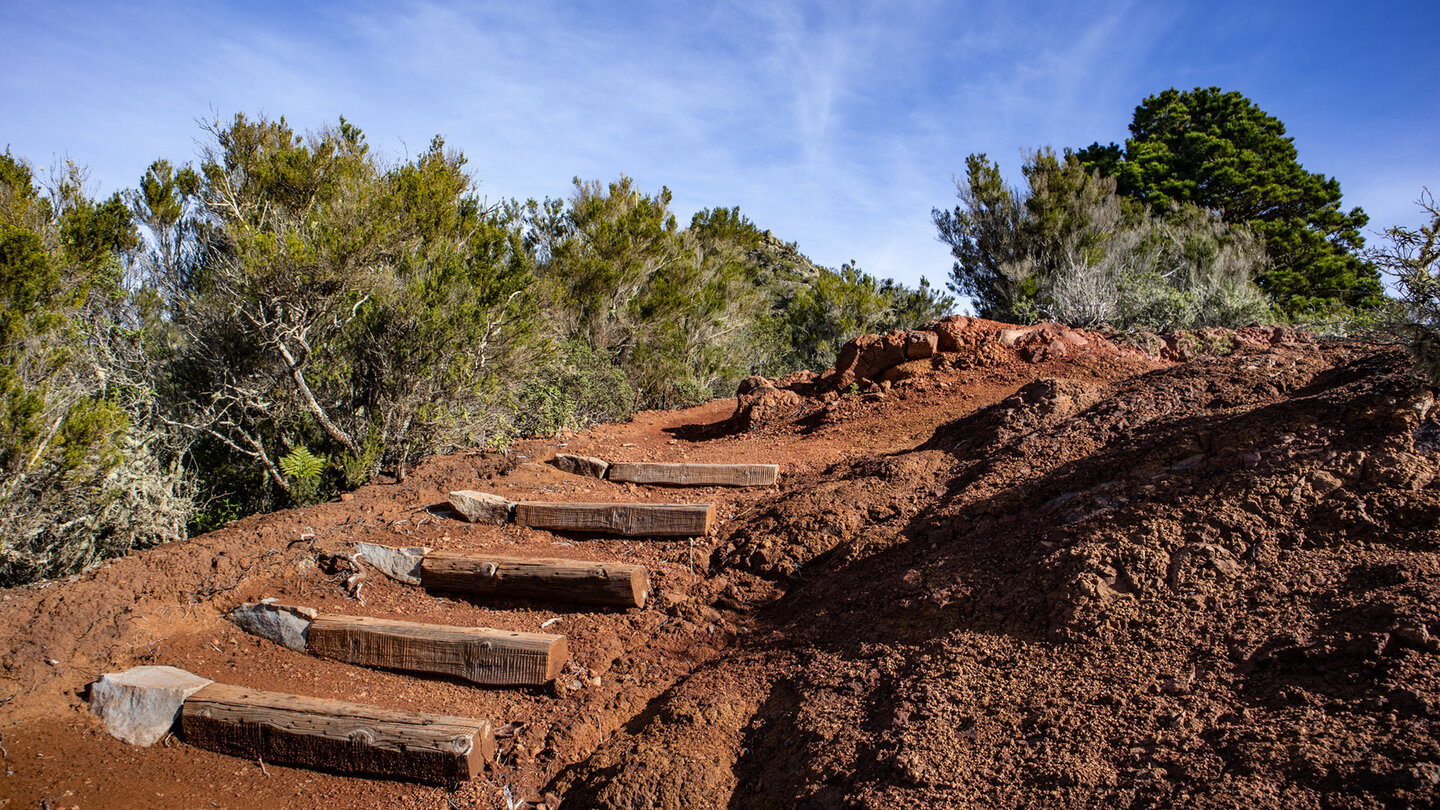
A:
[1369,191,1440,384]
[506,339,635,439]
[0,152,192,585]
[767,262,953,373]
[935,148,1270,331]
[132,116,540,498]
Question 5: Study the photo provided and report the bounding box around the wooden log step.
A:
[422,552,649,608]
[179,682,493,784]
[512,501,714,537]
[608,462,778,487]
[305,615,566,686]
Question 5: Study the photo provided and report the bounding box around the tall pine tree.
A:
[1078,87,1381,315]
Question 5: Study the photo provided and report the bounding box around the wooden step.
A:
[179,682,493,783]
[607,462,778,487]
[512,501,714,536]
[422,552,649,608]
[305,615,566,686]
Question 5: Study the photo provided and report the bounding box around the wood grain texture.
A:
[305,615,566,686]
[607,462,778,487]
[180,682,493,783]
[421,552,649,608]
[512,501,714,536]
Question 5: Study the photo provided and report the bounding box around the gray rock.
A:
[448,490,515,524]
[89,665,213,746]
[549,453,611,479]
[353,541,431,585]
[227,599,318,651]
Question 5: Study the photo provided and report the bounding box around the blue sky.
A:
[3,0,1436,297]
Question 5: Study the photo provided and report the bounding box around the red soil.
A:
[1,320,1437,809]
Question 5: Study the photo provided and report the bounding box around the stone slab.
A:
[448,491,515,524]
[89,665,213,746]
[354,542,431,585]
[227,599,318,651]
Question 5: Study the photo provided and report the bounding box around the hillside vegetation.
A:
[0,115,950,585]
[3,85,1435,587]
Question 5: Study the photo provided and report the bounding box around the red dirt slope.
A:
[1,320,1437,809]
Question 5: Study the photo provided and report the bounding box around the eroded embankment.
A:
[554,337,1440,809]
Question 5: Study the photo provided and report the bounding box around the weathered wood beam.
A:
[421,552,650,609]
[607,462,778,487]
[180,682,493,784]
[305,615,566,686]
[512,501,714,537]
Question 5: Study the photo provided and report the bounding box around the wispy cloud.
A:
[2,0,1435,291]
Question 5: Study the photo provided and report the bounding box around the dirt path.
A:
[1,324,1437,809]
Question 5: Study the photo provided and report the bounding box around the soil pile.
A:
[1,324,1437,809]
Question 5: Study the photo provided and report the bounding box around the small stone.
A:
[353,542,431,585]
[1392,624,1440,653]
[339,492,354,502]
[1161,670,1196,695]
[227,600,318,651]
[1310,470,1344,497]
[1173,454,1207,471]
[1240,450,1261,469]
[89,666,213,746]
[548,454,610,479]
[448,490,515,524]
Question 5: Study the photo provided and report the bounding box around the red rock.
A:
[730,378,805,431]
[905,330,939,360]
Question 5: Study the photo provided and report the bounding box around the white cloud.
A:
[2,0,1434,296]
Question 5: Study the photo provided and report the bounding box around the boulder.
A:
[922,315,977,352]
[831,332,909,389]
[731,377,805,432]
[997,328,1029,347]
[449,490,515,524]
[89,666,213,746]
[774,369,820,396]
[905,330,939,360]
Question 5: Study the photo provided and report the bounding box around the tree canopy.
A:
[1076,87,1382,315]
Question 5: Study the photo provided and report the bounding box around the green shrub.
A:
[0,152,191,586]
[508,339,635,437]
[936,148,1270,332]
[1369,191,1440,384]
